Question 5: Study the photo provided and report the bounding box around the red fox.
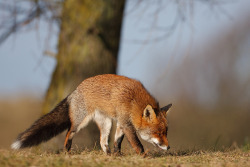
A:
[11,74,172,154]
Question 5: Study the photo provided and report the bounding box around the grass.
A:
[0,148,249,167]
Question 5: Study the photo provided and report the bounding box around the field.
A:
[0,148,249,167]
[0,96,250,167]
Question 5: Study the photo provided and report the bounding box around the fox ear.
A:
[161,103,172,115]
[143,105,156,121]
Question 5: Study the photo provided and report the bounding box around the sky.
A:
[0,0,250,98]
[118,0,250,95]
[0,19,57,96]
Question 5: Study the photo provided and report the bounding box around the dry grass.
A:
[0,148,249,167]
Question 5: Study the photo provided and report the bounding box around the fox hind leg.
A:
[94,110,112,154]
[64,114,93,151]
[65,94,94,151]
[64,129,75,151]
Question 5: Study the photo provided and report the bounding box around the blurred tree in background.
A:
[0,0,222,114]
[0,0,125,114]
[43,1,125,114]
[0,0,125,147]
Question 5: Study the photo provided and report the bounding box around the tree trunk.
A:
[42,0,125,147]
[43,0,125,113]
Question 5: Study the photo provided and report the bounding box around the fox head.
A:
[139,103,172,150]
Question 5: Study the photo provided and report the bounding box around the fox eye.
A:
[157,132,164,136]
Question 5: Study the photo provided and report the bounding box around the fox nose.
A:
[167,145,170,150]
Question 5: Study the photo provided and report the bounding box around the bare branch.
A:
[0,0,62,45]
[124,0,232,44]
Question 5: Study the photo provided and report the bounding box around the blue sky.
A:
[119,0,250,94]
[0,0,249,98]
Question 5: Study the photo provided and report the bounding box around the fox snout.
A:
[139,131,170,150]
[151,136,170,150]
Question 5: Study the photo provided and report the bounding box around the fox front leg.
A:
[123,126,144,154]
[114,123,124,154]
[94,111,112,155]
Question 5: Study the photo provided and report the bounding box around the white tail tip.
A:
[11,140,22,150]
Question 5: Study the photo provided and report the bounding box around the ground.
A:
[0,148,249,167]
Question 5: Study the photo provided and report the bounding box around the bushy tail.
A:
[11,97,71,149]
